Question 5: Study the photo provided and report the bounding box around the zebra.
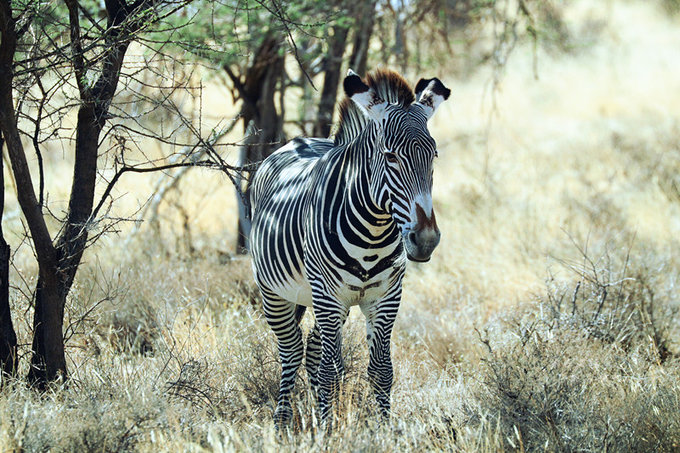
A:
[248,68,450,425]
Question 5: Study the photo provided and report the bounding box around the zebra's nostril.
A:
[408,231,418,246]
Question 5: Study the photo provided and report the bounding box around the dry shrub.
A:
[0,378,174,453]
[86,251,261,357]
[473,244,680,451]
[164,308,370,429]
[612,122,680,204]
[550,243,678,361]
[165,358,231,418]
[218,314,281,418]
[478,323,680,452]
[99,300,160,356]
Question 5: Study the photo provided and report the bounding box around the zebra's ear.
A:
[343,69,388,122]
[414,77,451,120]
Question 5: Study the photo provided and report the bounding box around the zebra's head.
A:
[343,70,451,262]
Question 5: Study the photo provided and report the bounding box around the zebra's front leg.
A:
[262,296,304,426]
[313,300,349,424]
[361,292,401,419]
[305,321,321,392]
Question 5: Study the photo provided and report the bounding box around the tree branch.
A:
[32,75,47,209]
[0,0,57,269]
[64,0,88,98]
[266,0,316,89]
[91,159,254,223]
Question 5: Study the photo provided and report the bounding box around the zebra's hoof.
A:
[273,405,294,428]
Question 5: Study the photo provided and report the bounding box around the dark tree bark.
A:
[228,34,285,254]
[349,1,377,77]
[241,35,285,165]
[313,24,349,138]
[0,0,62,383]
[0,131,17,381]
[394,6,408,73]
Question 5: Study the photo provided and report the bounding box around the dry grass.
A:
[3,0,680,451]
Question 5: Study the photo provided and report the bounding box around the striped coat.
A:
[249,68,450,425]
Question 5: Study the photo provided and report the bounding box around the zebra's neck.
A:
[341,122,393,234]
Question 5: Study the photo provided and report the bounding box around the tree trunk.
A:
[1,0,64,385]
[27,102,105,385]
[26,272,67,386]
[0,113,66,385]
[233,34,285,254]
[349,1,377,77]
[313,24,349,138]
[28,1,133,385]
[3,0,139,387]
[0,131,17,381]
[0,237,14,381]
[238,35,285,162]
[1,0,179,387]
[394,7,408,74]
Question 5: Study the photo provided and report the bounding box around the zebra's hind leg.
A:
[262,295,305,426]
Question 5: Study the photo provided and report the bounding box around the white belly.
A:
[266,265,398,307]
[274,276,314,307]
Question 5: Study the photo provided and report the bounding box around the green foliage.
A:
[158,0,342,71]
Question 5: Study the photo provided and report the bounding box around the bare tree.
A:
[0,0,339,387]
[0,0,229,387]
[172,0,378,252]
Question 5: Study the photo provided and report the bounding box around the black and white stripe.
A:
[249,69,450,425]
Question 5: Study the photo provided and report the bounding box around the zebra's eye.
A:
[384,152,398,164]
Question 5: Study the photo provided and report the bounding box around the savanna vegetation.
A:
[1,0,680,451]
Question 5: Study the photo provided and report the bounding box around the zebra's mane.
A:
[333,69,415,146]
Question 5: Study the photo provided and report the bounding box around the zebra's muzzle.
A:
[406,252,431,263]
[404,226,441,262]
[404,203,441,262]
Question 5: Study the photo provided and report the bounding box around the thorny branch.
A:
[253,0,317,89]
[91,157,257,228]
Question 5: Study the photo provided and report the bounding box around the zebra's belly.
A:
[251,254,314,306]
[274,276,314,307]
[260,267,397,307]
